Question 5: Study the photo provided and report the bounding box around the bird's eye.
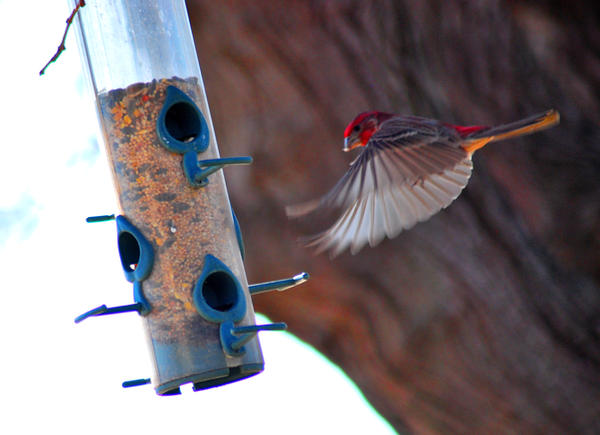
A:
[353,125,360,132]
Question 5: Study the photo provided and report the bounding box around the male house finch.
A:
[286,109,560,257]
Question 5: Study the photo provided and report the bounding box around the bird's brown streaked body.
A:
[287,109,560,257]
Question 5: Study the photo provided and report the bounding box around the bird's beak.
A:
[343,137,360,152]
[343,137,350,152]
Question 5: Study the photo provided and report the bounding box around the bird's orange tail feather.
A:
[462,109,560,155]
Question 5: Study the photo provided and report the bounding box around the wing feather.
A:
[287,116,474,256]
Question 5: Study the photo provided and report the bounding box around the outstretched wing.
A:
[286,117,473,256]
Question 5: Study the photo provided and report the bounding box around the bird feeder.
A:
[72,0,308,395]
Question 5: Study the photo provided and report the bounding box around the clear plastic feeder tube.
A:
[73,0,263,395]
[76,0,200,93]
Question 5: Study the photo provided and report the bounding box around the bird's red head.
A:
[343,111,393,151]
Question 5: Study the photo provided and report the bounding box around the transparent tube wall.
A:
[73,0,263,395]
[76,0,200,93]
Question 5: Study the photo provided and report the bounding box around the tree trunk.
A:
[187,1,600,433]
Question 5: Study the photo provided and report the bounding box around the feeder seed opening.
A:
[202,271,239,312]
[165,101,201,143]
[118,231,141,272]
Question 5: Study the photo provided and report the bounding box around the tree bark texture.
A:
[186,1,600,433]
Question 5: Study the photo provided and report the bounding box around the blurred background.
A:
[2,1,599,434]
[186,0,600,433]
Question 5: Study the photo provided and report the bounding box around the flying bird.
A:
[286,109,560,257]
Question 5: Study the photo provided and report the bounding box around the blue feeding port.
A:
[74,215,153,323]
[158,86,252,187]
[157,86,209,154]
[116,215,154,283]
[193,254,247,323]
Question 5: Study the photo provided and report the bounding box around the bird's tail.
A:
[462,109,560,155]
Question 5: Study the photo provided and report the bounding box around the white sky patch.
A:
[0,1,396,434]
